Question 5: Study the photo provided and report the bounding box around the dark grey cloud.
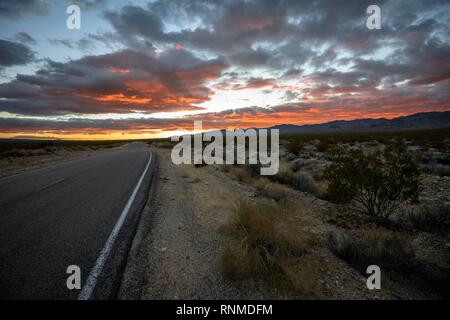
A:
[0,48,228,116]
[48,38,75,49]
[15,32,36,45]
[0,39,35,67]
[95,0,450,104]
[228,48,272,68]
[0,0,51,20]
[102,0,449,65]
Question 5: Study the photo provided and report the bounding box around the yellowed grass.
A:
[219,199,320,297]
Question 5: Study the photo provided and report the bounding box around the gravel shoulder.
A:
[119,147,268,299]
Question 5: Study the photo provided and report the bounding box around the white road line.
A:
[78,152,153,300]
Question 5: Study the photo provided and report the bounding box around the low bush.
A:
[220,200,317,295]
[284,139,304,156]
[407,204,450,236]
[229,166,251,182]
[289,158,320,172]
[316,139,331,153]
[251,177,290,200]
[325,149,420,219]
[326,228,450,297]
[272,168,325,198]
[325,228,416,274]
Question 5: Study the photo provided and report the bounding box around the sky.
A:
[0,0,449,140]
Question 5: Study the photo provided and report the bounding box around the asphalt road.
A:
[0,142,155,300]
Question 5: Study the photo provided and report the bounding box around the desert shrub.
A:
[1,149,29,158]
[247,163,262,177]
[289,158,321,172]
[325,149,420,219]
[1,148,49,158]
[220,200,317,295]
[278,258,321,296]
[261,182,290,201]
[435,154,450,165]
[154,141,175,148]
[290,171,315,191]
[249,177,269,194]
[388,139,407,153]
[326,228,450,297]
[422,164,450,177]
[44,146,58,153]
[310,164,327,181]
[229,166,251,182]
[316,139,331,153]
[271,167,325,198]
[407,204,450,236]
[291,171,325,197]
[284,139,304,156]
[273,167,301,185]
[366,140,380,147]
[325,229,416,274]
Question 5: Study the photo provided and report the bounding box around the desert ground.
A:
[1,129,449,299]
[118,129,450,299]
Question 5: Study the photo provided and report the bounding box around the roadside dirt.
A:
[120,147,271,299]
[119,147,439,299]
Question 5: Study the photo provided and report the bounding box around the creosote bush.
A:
[325,149,420,219]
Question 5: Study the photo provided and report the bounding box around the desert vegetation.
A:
[219,128,450,299]
[325,149,420,219]
[0,139,125,159]
[0,139,127,176]
[219,200,321,297]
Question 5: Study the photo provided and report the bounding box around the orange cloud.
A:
[94,93,151,104]
[106,67,130,74]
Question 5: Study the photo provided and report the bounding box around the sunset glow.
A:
[0,0,449,139]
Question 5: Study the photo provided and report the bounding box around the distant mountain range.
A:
[269,111,450,134]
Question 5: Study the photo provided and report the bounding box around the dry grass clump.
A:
[407,204,450,237]
[326,227,450,297]
[278,258,322,297]
[325,228,416,274]
[219,200,319,296]
[229,166,252,182]
[273,168,326,198]
[250,178,290,201]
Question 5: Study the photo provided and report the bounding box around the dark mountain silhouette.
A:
[269,111,450,134]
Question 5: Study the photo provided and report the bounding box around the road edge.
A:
[117,148,160,299]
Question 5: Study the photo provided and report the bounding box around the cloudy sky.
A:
[0,0,449,139]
